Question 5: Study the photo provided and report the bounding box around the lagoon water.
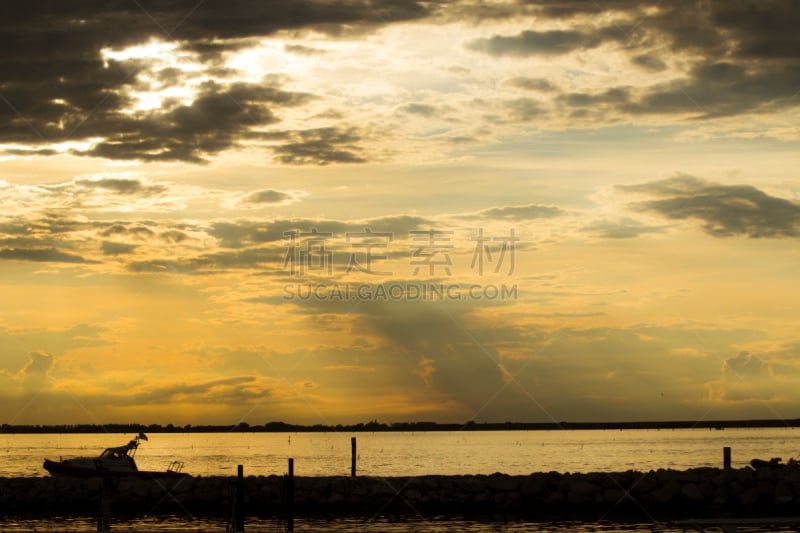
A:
[2,428,800,531]
[2,427,798,478]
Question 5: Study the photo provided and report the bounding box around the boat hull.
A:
[43,459,188,479]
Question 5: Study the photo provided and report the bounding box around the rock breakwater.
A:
[2,467,800,518]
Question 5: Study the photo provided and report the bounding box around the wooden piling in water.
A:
[97,477,111,532]
[351,437,357,477]
[235,465,244,532]
[724,446,732,469]
[286,458,294,532]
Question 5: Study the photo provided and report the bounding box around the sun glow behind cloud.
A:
[101,40,210,113]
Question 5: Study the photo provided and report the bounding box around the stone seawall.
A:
[2,467,800,517]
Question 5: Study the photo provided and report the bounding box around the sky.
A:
[1,0,800,426]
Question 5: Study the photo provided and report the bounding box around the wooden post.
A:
[97,476,111,532]
[286,458,294,532]
[723,446,731,469]
[351,437,357,477]
[235,465,245,532]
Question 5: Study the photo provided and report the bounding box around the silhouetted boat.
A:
[43,433,187,479]
[749,456,799,469]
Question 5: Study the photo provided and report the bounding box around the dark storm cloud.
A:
[619,62,800,118]
[73,82,311,163]
[339,299,511,416]
[0,1,431,163]
[711,0,800,59]
[515,0,649,19]
[620,175,800,238]
[468,1,800,120]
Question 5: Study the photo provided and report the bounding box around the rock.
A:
[681,483,704,502]
[521,474,551,498]
[630,472,658,495]
[603,487,627,504]
[652,481,681,504]
[488,475,519,491]
[756,467,775,482]
[774,483,794,504]
[738,487,760,505]
[757,480,774,497]
[327,492,345,504]
[404,489,422,502]
[567,480,600,504]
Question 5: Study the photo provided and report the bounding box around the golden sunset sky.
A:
[1,0,799,425]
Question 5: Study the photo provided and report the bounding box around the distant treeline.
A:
[2,419,799,434]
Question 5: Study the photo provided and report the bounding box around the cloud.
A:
[582,218,665,239]
[127,247,286,274]
[467,28,619,57]
[100,224,157,240]
[0,247,95,264]
[0,324,109,376]
[18,351,53,379]
[238,189,308,207]
[505,77,558,92]
[705,351,775,402]
[502,97,546,122]
[71,177,167,196]
[270,127,368,165]
[0,175,195,214]
[0,1,436,164]
[132,376,268,405]
[101,241,138,255]
[210,215,432,249]
[0,351,54,392]
[398,103,440,116]
[73,82,311,163]
[619,175,800,237]
[478,3,800,121]
[476,204,564,220]
[284,44,327,56]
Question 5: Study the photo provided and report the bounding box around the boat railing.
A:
[168,461,185,474]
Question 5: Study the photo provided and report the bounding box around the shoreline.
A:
[2,419,800,434]
[2,467,799,519]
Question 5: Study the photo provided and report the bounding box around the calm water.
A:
[2,428,798,478]
[2,428,799,531]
